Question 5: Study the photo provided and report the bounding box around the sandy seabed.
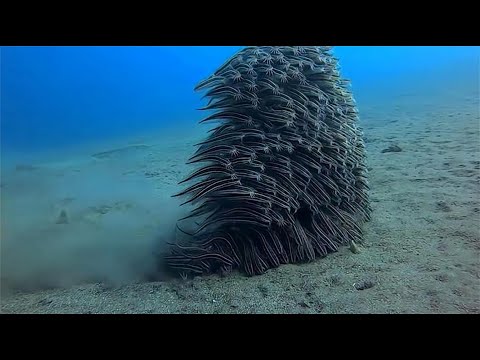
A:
[1,61,479,314]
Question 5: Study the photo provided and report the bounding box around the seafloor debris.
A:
[381,144,402,153]
[436,201,452,212]
[354,278,375,290]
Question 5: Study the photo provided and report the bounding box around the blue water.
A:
[1,46,479,156]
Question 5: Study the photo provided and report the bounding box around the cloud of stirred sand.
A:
[0,152,189,294]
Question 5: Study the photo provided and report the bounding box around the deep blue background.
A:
[1,46,478,153]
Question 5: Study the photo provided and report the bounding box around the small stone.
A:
[258,284,269,297]
[435,273,449,282]
[38,298,53,306]
[354,279,375,290]
[298,301,311,308]
[436,201,452,212]
[230,300,241,308]
[327,274,342,287]
[313,300,325,313]
[56,210,69,224]
[381,145,402,153]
